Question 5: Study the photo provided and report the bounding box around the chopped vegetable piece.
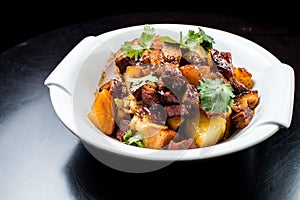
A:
[88,89,115,135]
[185,110,227,147]
[123,130,144,147]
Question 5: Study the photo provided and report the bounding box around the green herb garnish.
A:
[120,42,145,60]
[120,24,156,60]
[183,27,215,51]
[197,78,235,114]
[126,73,158,92]
[121,25,214,59]
[160,27,215,51]
[160,34,190,49]
[123,130,144,147]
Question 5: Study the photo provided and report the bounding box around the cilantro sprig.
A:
[183,27,215,51]
[160,27,215,51]
[120,24,156,60]
[120,42,146,60]
[120,25,215,60]
[123,130,144,147]
[159,33,189,49]
[197,78,235,114]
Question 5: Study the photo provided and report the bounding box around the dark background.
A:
[0,2,299,200]
[1,1,299,53]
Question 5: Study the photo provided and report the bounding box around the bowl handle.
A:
[254,63,295,129]
[44,36,97,136]
[44,36,97,96]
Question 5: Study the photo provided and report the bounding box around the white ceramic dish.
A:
[44,24,294,173]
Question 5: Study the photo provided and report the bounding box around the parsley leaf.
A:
[197,78,235,114]
[123,130,144,147]
[126,73,158,92]
[120,24,156,60]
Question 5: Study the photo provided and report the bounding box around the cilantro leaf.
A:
[159,36,178,44]
[126,73,158,92]
[197,78,235,114]
[120,41,145,60]
[160,35,190,49]
[160,27,214,51]
[120,24,156,60]
[140,24,156,51]
[123,130,144,147]
[183,27,215,51]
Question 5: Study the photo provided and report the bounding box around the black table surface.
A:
[0,12,299,200]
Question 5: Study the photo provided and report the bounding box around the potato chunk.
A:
[231,90,259,112]
[142,127,177,149]
[167,116,184,130]
[180,65,210,86]
[88,89,115,135]
[185,111,227,147]
[233,67,254,89]
[129,115,176,149]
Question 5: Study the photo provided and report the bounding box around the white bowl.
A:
[44,24,295,173]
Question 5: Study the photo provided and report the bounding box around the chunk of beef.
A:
[181,50,206,66]
[147,104,167,125]
[110,79,128,99]
[115,54,130,74]
[161,75,187,94]
[164,105,186,118]
[160,90,179,105]
[232,106,254,129]
[230,80,250,95]
[142,86,160,105]
[210,48,234,78]
[132,87,142,101]
[181,84,200,115]
[210,48,248,94]
[166,138,199,150]
[158,65,187,97]
[162,42,182,66]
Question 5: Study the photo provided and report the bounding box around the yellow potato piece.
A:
[88,89,115,135]
[233,66,254,89]
[180,65,210,87]
[185,111,226,148]
[142,127,177,149]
